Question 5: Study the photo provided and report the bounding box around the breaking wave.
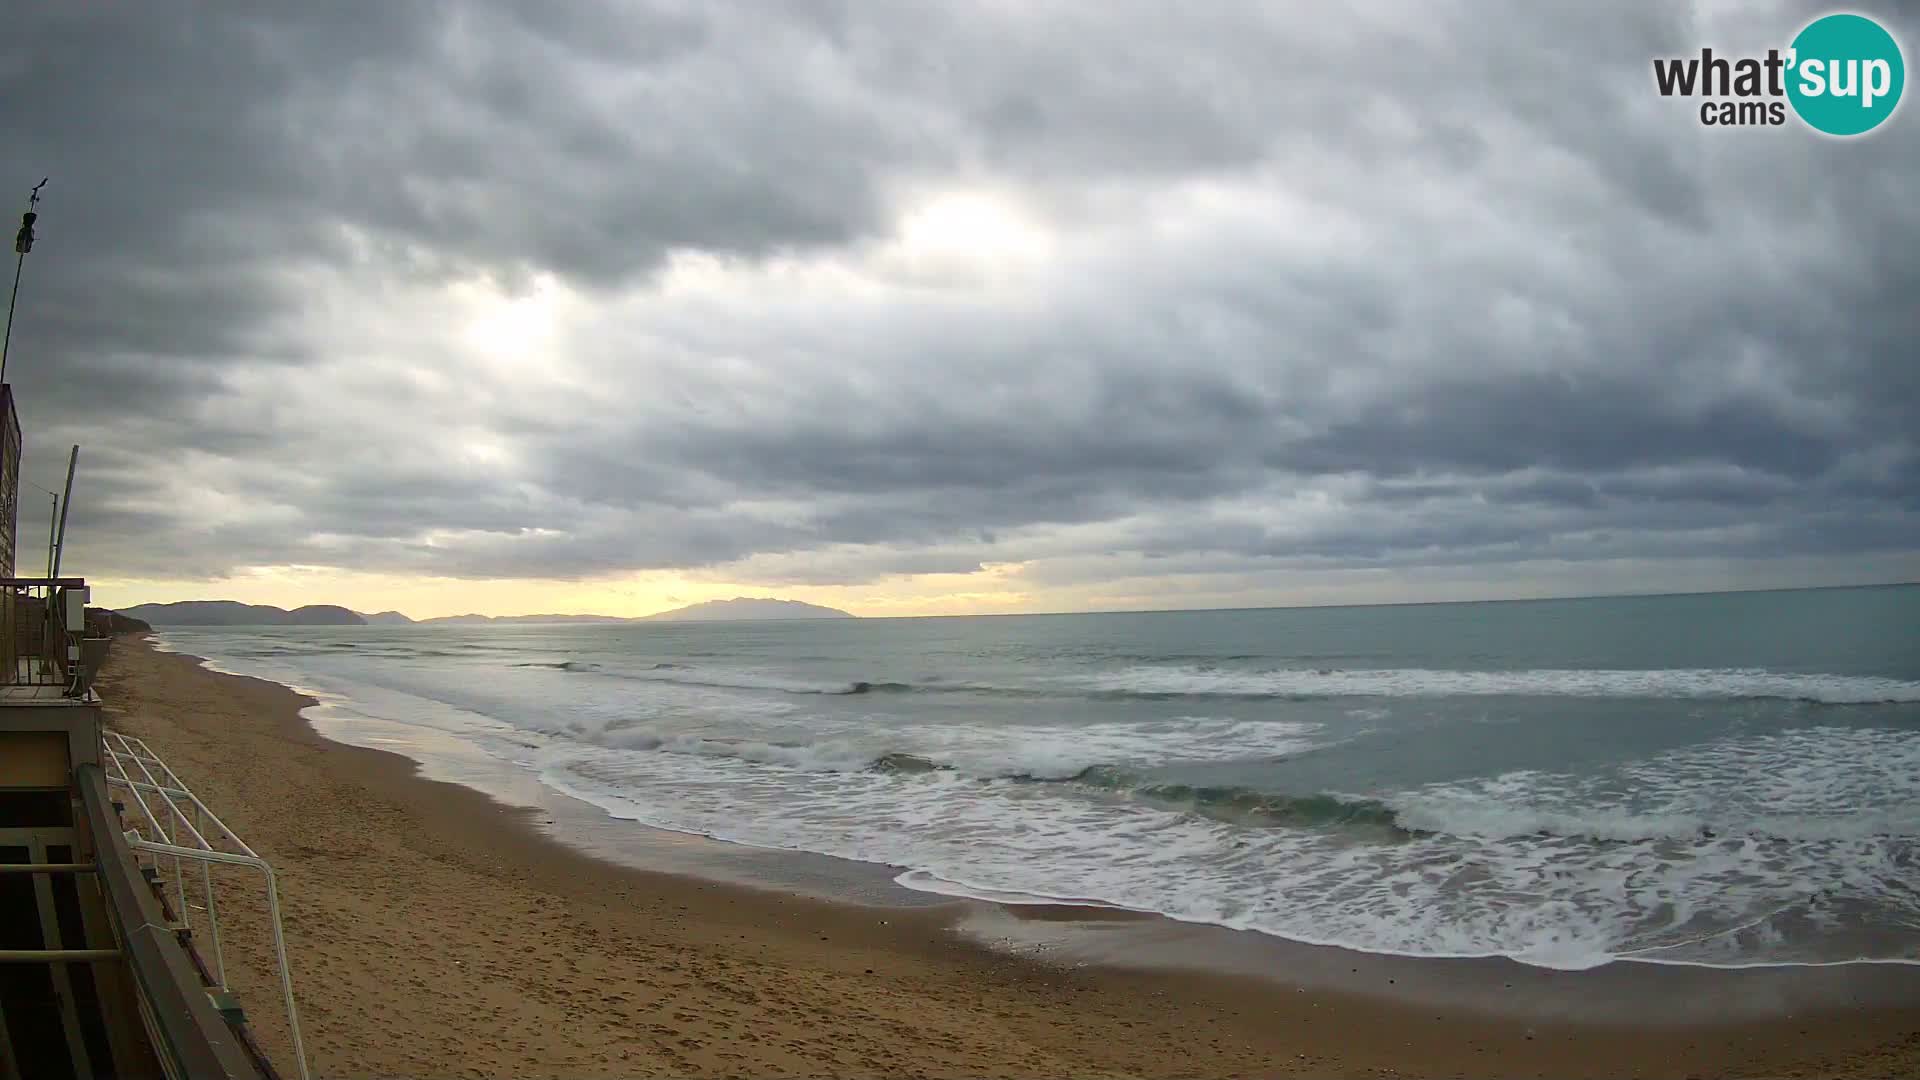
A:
[1054,772,1920,842]
[1064,666,1920,705]
[510,659,1920,705]
[558,729,1920,845]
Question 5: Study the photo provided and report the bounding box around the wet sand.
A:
[96,637,1920,1078]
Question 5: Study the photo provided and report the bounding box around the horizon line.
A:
[111,577,1917,624]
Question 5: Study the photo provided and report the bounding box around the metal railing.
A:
[0,575,100,693]
[101,731,309,1080]
[76,766,270,1080]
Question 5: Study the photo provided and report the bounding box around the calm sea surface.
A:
[158,585,1920,970]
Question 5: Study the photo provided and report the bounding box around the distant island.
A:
[642,598,853,622]
[409,599,854,624]
[412,613,633,626]
[110,597,854,625]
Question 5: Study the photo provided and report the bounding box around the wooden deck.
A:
[0,657,94,704]
[0,683,92,704]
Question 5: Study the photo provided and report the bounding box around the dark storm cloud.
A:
[1284,374,1847,480]
[1,1,1914,594]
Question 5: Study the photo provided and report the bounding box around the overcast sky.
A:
[3,1,1915,617]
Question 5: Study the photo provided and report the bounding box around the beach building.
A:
[0,381,299,1079]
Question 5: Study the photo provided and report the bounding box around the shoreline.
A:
[150,632,1920,984]
[157,635,1920,1008]
[156,638,955,911]
[98,635,1920,1077]
[195,653,1920,1026]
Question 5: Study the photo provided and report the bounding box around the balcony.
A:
[0,577,106,702]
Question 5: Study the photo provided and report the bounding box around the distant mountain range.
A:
[88,607,153,634]
[114,601,366,626]
[111,597,854,626]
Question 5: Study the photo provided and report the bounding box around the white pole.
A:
[50,444,76,580]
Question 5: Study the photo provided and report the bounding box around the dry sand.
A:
[96,637,1919,1078]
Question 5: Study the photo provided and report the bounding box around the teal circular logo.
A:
[1787,13,1905,136]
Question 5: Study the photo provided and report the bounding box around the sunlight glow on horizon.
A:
[86,563,1046,621]
[88,554,1920,623]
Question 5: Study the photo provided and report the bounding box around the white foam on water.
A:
[1067,666,1920,703]
[892,869,1118,908]
[540,722,1920,971]
[558,713,1325,778]
[580,664,859,696]
[537,747,1639,969]
[1391,727,1920,842]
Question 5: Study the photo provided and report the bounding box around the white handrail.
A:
[104,738,191,922]
[116,744,201,918]
[122,734,265,861]
[123,836,308,1080]
[106,735,248,990]
[101,731,309,1080]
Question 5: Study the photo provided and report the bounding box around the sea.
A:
[153,585,1920,972]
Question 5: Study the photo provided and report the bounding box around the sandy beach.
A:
[94,636,1919,1079]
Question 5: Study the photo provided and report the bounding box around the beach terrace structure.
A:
[0,386,296,1078]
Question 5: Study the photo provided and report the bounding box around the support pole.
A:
[50,444,75,580]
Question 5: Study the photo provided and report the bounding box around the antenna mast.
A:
[0,178,47,387]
